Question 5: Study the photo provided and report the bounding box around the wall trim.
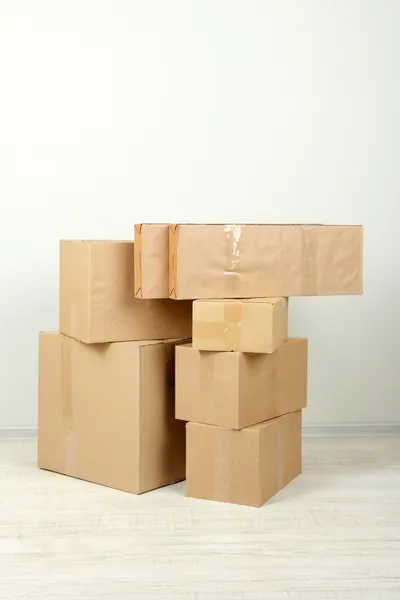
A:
[0,425,399,439]
[0,428,38,439]
[303,424,400,437]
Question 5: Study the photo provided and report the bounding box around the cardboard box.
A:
[38,332,188,494]
[193,297,288,353]
[134,224,169,298]
[186,411,302,507]
[60,240,192,343]
[176,338,307,429]
[169,224,363,299]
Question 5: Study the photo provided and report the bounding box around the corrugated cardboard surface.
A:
[169,224,363,299]
[192,297,288,353]
[176,338,307,429]
[186,411,302,507]
[134,224,169,298]
[60,240,192,343]
[38,332,188,494]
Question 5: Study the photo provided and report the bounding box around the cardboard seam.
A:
[276,420,284,490]
[137,345,143,493]
[134,224,143,297]
[168,224,178,298]
[236,354,242,429]
[257,429,263,507]
[87,242,92,342]
[213,427,233,502]
[301,226,318,295]
[61,336,77,476]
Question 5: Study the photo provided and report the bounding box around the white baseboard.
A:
[0,428,38,439]
[0,425,399,439]
[303,425,400,437]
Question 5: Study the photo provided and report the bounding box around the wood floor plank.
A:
[0,438,399,599]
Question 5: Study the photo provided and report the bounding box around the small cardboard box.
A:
[60,240,192,343]
[176,338,307,430]
[186,411,302,507]
[169,224,363,299]
[192,297,288,353]
[134,224,169,298]
[38,332,188,494]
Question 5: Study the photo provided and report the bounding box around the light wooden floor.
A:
[0,438,399,599]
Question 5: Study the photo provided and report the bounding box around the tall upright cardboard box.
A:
[38,332,188,494]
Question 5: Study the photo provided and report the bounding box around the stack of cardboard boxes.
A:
[176,298,307,507]
[38,240,192,494]
[165,223,363,507]
[38,223,363,507]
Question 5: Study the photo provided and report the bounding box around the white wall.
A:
[0,0,399,430]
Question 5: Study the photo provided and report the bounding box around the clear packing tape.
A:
[69,303,78,340]
[61,338,78,476]
[193,298,286,350]
[213,427,233,502]
[193,301,245,348]
[276,421,285,490]
[223,223,319,295]
[223,225,242,290]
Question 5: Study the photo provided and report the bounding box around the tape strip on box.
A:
[169,224,179,298]
[199,352,215,396]
[223,225,242,294]
[61,337,77,476]
[193,321,243,350]
[134,224,143,297]
[213,427,233,502]
[301,226,318,295]
[276,420,285,490]
[193,300,244,349]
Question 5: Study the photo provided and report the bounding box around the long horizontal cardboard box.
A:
[169,224,363,298]
[60,240,192,343]
[176,338,307,430]
[186,411,302,507]
[38,332,188,494]
[193,297,288,353]
[134,224,169,298]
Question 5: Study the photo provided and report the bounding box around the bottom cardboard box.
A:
[186,411,302,507]
[38,332,188,494]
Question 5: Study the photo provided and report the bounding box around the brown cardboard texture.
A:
[60,240,192,343]
[193,297,288,353]
[176,338,307,429]
[169,224,363,299]
[134,224,169,298]
[186,411,302,507]
[38,332,188,494]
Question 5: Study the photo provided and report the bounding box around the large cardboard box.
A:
[193,297,288,353]
[186,411,302,507]
[176,338,307,430]
[169,224,363,299]
[38,332,188,494]
[60,240,192,343]
[134,224,169,298]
